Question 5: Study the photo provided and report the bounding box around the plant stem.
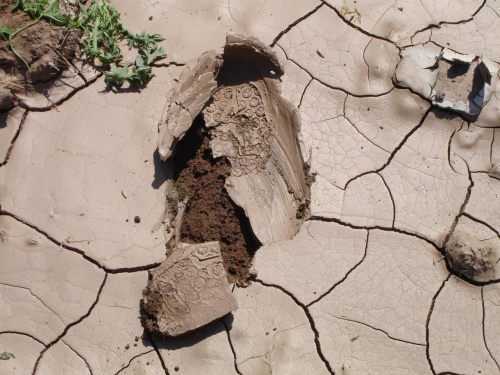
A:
[10,15,42,39]
[8,15,44,71]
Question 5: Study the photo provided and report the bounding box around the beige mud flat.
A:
[2,1,500,374]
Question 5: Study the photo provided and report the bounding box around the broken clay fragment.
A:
[445,231,500,283]
[395,45,500,119]
[142,242,237,337]
[158,34,310,245]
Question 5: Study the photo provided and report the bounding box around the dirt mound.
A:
[171,114,261,284]
[0,0,80,110]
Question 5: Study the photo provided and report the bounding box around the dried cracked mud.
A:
[2,0,500,374]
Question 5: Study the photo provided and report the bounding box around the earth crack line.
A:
[461,212,500,239]
[254,279,335,374]
[221,318,243,375]
[320,1,396,44]
[378,173,396,227]
[489,129,495,165]
[19,72,103,113]
[114,349,155,375]
[148,332,170,375]
[481,287,500,371]
[342,106,432,188]
[426,274,451,375]
[344,115,390,154]
[329,314,426,347]
[0,109,28,168]
[0,282,64,326]
[441,165,474,248]
[472,0,488,17]
[62,339,94,375]
[270,3,324,47]
[0,210,163,274]
[307,231,369,307]
[308,214,440,251]
[298,78,313,109]
[0,331,46,347]
[31,273,108,375]
[275,43,395,99]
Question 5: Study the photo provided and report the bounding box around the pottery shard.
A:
[142,242,237,337]
[158,34,310,245]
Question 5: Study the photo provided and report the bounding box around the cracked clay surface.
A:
[2,1,500,374]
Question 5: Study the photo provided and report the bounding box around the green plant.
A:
[0,352,15,360]
[4,0,166,91]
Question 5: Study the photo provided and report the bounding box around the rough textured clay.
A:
[158,34,310,245]
[445,230,500,283]
[395,45,499,119]
[142,242,237,337]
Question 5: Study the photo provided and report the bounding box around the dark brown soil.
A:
[0,0,80,109]
[171,115,261,284]
[142,289,163,333]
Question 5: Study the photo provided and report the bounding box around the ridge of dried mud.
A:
[171,114,261,285]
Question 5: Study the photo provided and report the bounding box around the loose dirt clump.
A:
[0,0,80,110]
[170,114,261,285]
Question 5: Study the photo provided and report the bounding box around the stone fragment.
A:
[395,45,500,120]
[157,51,222,161]
[445,230,500,283]
[142,242,237,337]
[158,34,310,245]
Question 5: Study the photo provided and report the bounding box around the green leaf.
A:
[142,45,166,65]
[0,24,12,37]
[0,352,15,361]
[10,0,167,92]
[104,62,131,92]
